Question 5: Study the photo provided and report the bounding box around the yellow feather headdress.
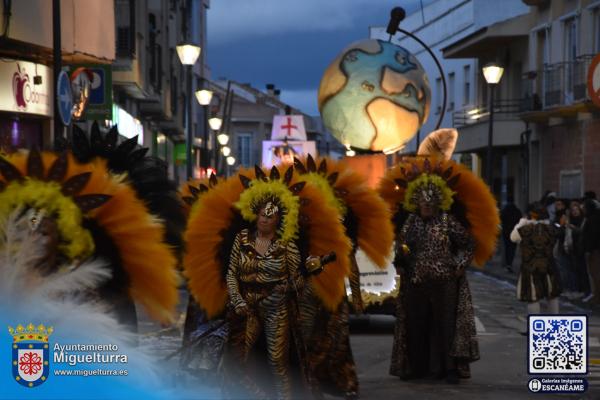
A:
[0,150,179,323]
[378,156,499,267]
[183,164,352,318]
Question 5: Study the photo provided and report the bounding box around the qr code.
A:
[528,315,587,374]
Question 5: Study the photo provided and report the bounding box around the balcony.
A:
[453,99,526,128]
[452,100,527,153]
[522,55,593,113]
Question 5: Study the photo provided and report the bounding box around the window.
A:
[596,10,600,53]
[115,0,136,57]
[564,17,578,99]
[463,65,471,105]
[447,72,455,110]
[564,18,578,63]
[435,77,442,114]
[560,170,582,199]
[149,13,158,90]
[237,133,253,167]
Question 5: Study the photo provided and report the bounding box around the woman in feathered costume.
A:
[293,154,394,398]
[379,129,499,383]
[0,149,179,329]
[183,164,352,399]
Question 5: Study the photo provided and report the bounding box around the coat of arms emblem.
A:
[9,323,53,388]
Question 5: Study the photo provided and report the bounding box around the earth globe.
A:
[318,39,431,153]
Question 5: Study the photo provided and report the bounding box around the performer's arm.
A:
[510,218,528,243]
[286,240,304,292]
[394,215,415,275]
[448,215,475,275]
[226,233,247,312]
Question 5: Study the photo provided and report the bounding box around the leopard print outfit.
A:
[390,212,480,379]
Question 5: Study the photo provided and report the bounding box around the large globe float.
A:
[318,39,431,154]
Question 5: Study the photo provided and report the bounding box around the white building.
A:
[370,0,529,153]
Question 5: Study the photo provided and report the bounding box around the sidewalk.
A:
[481,247,600,312]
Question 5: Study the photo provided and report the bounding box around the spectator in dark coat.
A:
[500,196,522,273]
[582,199,600,303]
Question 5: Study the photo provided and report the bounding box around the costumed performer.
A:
[183,164,352,399]
[379,129,499,383]
[293,154,394,398]
[0,149,179,329]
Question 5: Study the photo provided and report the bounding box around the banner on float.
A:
[261,140,316,168]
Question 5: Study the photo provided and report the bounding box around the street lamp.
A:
[217,133,229,145]
[482,62,504,188]
[221,146,231,157]
[209,116,223,131]
[176,44,201,66]
[176,43,201,180]
[195,89,213,106]
[226,156,235,165]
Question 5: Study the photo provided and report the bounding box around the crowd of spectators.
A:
[500,190,600,303]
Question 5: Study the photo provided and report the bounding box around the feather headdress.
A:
[294,155,393,268]
[379,156,499,267]
[0,150,179,323]
[183,164,351,318]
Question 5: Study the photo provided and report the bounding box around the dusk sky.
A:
[207,0,435,116]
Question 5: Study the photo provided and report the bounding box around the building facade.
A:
[0,0,115,151]
[444,0,600,206]
[210,80,330,173]
[370,0,529,155]
[113,0,211,182]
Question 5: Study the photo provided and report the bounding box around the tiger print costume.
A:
[225,229,307,399]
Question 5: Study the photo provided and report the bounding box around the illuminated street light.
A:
[221,146,231,157]
[482,63,504,85]
[226,156,236,166]
[482,62,504,187]
[217,133,230,145]
[195,89,213,106]
[176,43,201,65]
[208,116,223,130]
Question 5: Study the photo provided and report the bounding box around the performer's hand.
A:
[234,303,249,316]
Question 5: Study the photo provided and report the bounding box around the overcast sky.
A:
[207,0,433,116]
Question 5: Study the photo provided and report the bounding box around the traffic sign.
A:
[57,70,73,126]
[587,54,600,108]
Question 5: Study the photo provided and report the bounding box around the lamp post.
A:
[482,62,504,188]
[176,43,201,180]
[196,84,213,172]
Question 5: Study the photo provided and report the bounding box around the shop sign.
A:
[0,59,52,117]
[65,64,112,120]
[174,143,187,164]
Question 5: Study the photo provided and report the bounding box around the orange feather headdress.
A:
[179,174,220,217]
[378,156,499,267]
[183,164,351,318]
[294,155,393,268]
[0,150,179,323]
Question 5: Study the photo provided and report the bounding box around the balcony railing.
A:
[453,99,525,128]
[522,55,593,110]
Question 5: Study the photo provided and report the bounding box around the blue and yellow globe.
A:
[318,39,431,153]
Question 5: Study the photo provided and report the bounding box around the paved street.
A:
[138,264,600,399]
[350,270,600,399]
